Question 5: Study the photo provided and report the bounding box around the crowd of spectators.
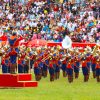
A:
[0,0,100,43]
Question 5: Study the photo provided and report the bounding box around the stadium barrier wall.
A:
[47,42,96,47]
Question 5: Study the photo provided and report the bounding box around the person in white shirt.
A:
[91,26,97,34]
[29,20,37,28]
[61,15,66,23]
[57,21,63,27]
[7,13,13,20]
[88,14,94,21]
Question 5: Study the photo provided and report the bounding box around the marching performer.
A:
[26,47,33,71]
[86,52,92,76]
[54,56,61,80]
[2,53,10,73]
[38,56,43,80]
[61,53,67,77]
[42,52,49,78]
[30,52,36,69]
[49,57,55,82]
[74,57,80,79]
[34,59,41,81]
[52,55,56,79]
[66,59,74,83]
[24,56,30,73]
[2,55,6,73]
[61,35,72,77]
[91,44,100,78]
[95,58,100,82]
[18,56,24,73]
[8,32,24,74]
[9,48,17,74]
[91,55,96,78]
[0,48,3,68]
[81,56,89,82]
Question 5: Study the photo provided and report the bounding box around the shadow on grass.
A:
[0,87,23,89]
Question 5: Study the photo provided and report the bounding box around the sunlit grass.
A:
[0,71,99,100]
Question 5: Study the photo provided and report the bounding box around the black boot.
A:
[37,75,40,81]
[10,64,16,74]
[55,73,57,80]
[88,74,89,80]
[57,72,60,79]
[93,72,96,78]
[35,75,39,81]
[68,75,71,83]
[58,72,60,79]
[97,76,100,82]
[77,73,79,79]
[63,71,66,77]
[86,75,89,82]
[53,75,55,81]
[75,73,77,79]
[38,74,41,81]
[84,76,87,82]
[35,75,37,81]
[71,75,73,82]
[43,71,47,78]
[50,75,52,82]
[45,71,47,77]
[42,71,45,77]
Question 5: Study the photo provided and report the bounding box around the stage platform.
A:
[0,74,38,87]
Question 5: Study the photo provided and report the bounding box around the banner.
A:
[47,42,96,47]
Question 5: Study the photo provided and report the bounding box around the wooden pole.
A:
[16,56,18,74]
[28,58,31,73]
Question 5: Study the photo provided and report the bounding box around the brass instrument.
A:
[92,44,100,55]
[60,54,67,62]
[0,49,2,56]
[41,50,59,62]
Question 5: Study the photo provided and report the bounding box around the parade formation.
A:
[0,32,100,83]
[0,0,99,84]
[0,1,100,100]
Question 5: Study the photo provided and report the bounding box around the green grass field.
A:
[0,72,100,100]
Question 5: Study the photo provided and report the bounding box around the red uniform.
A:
[96,63,100,69]
[82,60,89,76]
[91,56,96,64]
[82,61,87,67]
[55,60,59,66]
[49,60,54,81]
[13,36,24,47]
[49,64,53,68]
[34,61,40,80]
[9,49,17,56]
[62,60,66,64]
[20,54,26,60]
[18,59,21,64]
[95,61,100,80]
[2,58,5,65]
[86,56,91,62]
[67,62,73,83]
[34,62,38,68]
[67,63,72,69]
